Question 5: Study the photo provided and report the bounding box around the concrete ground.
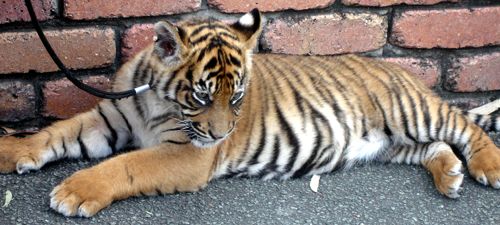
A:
[1,135,499,225]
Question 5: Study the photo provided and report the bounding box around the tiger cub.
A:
[0,9,499,217]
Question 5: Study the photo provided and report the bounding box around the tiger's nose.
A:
[208,130,225,140]
[208,122,234,140]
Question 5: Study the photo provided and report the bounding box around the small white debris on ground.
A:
[310,175,321,193]
[3,190,12,207]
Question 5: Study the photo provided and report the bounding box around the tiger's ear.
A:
[230,8,263,49]
[154,21,188,65]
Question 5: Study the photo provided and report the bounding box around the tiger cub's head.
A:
[153,9,262,148]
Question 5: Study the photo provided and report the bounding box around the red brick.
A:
[208,0,334,13]
[42,76,111,119]
[341,0,456,7]
[391,7,500,48]
[64,0,201,20]
[262,13,387,55]
[381,57,440,88]
[0,0,54,24]
[0,28,116,74]
[445,52,500,92]
[0,80,36,122]
[122,24,155,63]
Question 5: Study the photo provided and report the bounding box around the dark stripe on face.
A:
[207,70,221,81]
[174,81,184,101]
[186,69,193,82]
[190,23,231,37]
[229,54,241,67]
[204,37,242,55]
[190,33,212,46]
[197,49,206,62]
[218,32,239,41]
[204,57,218,71]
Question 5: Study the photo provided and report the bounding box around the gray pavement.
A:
[1,135,500,225]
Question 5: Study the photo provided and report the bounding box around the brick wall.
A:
[0,0,499,129]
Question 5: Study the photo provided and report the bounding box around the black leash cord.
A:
[24,0,150,99]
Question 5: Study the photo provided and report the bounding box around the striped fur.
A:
[1,9,499,217]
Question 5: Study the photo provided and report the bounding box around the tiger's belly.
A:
[214,123,391,180]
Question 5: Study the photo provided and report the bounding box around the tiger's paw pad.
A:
[49,170,112,217]
[468,147,500,189]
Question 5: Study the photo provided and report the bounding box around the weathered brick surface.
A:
[208,0,335,13]
[0,28,116,74]
[381,57,440,88]
[445,52,500,92]
[0,80,36,122]
[42,76,111,119]
[391,7,500,48]
[342,0,457,6]
[0,0,54,24]
[122,24,155,62]
[64,0,201,20]
[262,13,387,55]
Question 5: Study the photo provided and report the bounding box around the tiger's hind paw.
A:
[468,145,500,189]
[425,150,465,198]
[436,161,464,198]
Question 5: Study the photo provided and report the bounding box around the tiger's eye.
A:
[193,91,209,106]
[231,91,244,105]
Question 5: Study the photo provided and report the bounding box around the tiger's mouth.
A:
[180,122,232,148]
[190,138,223,148]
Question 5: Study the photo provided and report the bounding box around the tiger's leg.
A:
[384,142,464,198]
[49,144,218,217]
[428,105,500,188]
[0,100,131,174]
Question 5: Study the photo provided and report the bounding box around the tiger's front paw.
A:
[468,145,500,189]
[50,169,113,217]
[0,137,33,174]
